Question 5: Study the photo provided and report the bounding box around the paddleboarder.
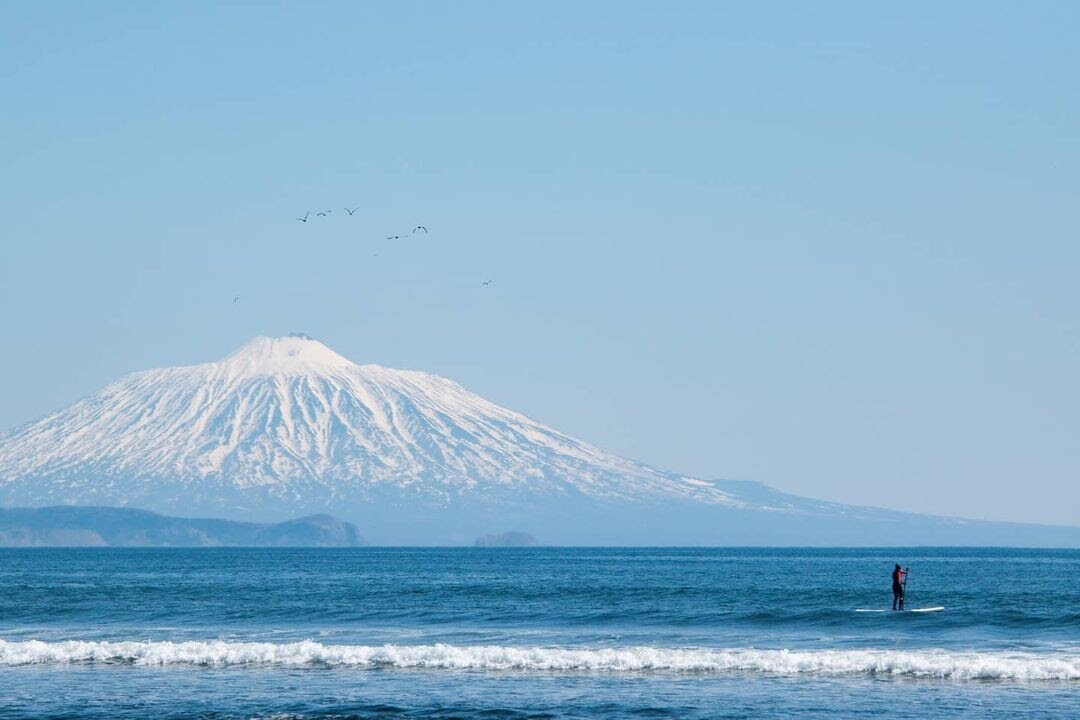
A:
[892,564,908,610]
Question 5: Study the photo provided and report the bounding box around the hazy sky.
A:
[1,2,1077,525]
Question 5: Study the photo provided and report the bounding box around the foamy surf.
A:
[0,640,1076,680]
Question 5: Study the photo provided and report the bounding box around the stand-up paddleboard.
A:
[856,567,944,612]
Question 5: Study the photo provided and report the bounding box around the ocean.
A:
[1,547,1077,719]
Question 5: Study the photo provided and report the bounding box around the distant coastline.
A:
[0,506,364,547]
[2,501,1079,547]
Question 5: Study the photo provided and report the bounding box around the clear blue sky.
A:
[1,2,1077,525]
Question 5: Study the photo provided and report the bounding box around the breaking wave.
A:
[0,640,1077,680]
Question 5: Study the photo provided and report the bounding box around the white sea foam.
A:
[0,640,1076,680]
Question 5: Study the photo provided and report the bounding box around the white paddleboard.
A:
[855,607,945,613]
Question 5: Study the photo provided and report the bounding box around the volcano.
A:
[1,335,1077,545]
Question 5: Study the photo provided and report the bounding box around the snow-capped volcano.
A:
[0,335,735,520]
[3,335,1078,545]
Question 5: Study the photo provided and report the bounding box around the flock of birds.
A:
[296,208,428,234]
[296,209,433,241]
[295,208,385,223]
[231,210,491,305]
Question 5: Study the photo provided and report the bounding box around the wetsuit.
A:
[892,568,906,610]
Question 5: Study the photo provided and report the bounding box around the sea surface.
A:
[0,547,1077,719]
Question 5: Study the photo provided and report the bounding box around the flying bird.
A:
[481,280,492,286]
[296,212,309,223]
[386,234,403,240]
[233,296,240,303]
[317,210,332,217]
[345,207,359,216]
[412,225,428,234]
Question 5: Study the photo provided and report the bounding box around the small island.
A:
[474,531,539,547]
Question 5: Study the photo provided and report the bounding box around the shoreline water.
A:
[2,547,1077,718]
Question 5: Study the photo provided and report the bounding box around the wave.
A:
[0,640,1077,680]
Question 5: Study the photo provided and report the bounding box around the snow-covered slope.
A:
[0,335,736,519]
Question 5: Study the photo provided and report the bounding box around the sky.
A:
[1,2,1077,525]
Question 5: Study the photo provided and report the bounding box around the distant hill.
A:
[0,506,364,547]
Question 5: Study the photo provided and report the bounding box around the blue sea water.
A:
[0,547,1077,719]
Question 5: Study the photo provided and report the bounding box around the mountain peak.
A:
[0,335,739,527]
[217,335,355,377]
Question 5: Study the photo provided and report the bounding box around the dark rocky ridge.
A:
[0,506,364,547]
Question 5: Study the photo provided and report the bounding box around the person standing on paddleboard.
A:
[892,564,908,610]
